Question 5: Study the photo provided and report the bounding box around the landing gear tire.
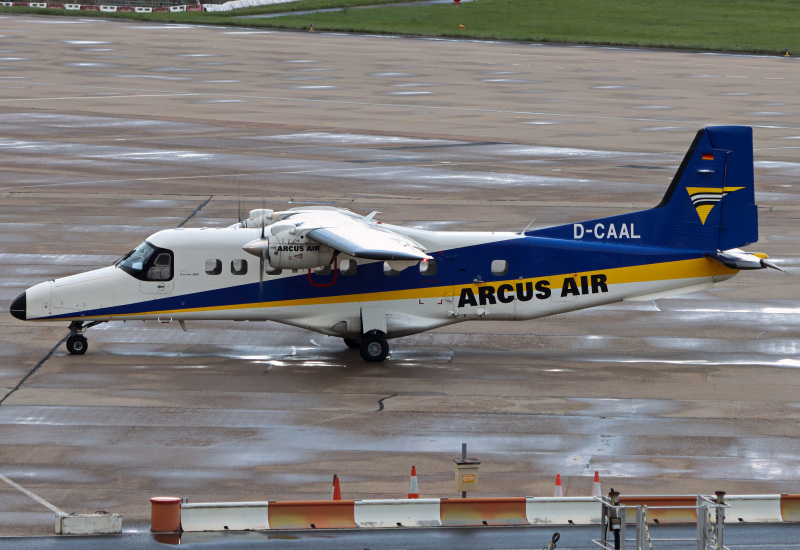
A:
[360,331,389,362]
[343,338,361,350]
[66,334,88,355]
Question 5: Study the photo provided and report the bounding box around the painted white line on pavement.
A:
[0,473,67,516]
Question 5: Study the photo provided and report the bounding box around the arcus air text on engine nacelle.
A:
[242,229,335,270]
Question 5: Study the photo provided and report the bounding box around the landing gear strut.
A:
[65,320,103,355]
[359,330,389,362]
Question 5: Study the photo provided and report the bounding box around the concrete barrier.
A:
[55,513,122,535]
[267,500,356,530]
[155,493,800,533]
[440,497,527,526]
[780,494,800,522]
[64,3,81,8]
[726,494,783,523]
[620,495,697,523]
[134,6,152,11]
[181,501,269,532]
[354,499,441,528]
[99,5,117,11]
[526,496,599,525]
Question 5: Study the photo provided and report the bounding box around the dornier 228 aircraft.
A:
[10,126,781,362]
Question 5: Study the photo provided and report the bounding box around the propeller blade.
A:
[259,253,264,294]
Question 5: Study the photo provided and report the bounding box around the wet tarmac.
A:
[0,15,799,536]
[4,524,800,549]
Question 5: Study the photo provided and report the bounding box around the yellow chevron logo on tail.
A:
[686,187,744,224]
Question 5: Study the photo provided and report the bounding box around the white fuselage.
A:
[22,224,736,340]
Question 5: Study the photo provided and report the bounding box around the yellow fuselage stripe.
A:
[49,257,737,320]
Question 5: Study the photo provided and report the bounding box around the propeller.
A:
[259,211,267,293]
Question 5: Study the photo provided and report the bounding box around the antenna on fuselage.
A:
[520,218,536,234]
[237,178,243,226]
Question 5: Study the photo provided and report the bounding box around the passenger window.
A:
[420,259,437,276]
[205,259,222,275]
[491,259,508,276]
[231,259,248,275]
[146,253,172,281]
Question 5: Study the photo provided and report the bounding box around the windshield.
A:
[118,241,155,273]
[117,241,173,282]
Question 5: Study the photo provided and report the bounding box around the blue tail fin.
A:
[529,126,758,252]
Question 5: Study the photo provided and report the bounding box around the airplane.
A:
[9,125,782,362]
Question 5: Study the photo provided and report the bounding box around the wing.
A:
[287,209,432,261]
[308,226,431,261]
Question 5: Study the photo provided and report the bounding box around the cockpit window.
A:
[117,241,173,281]
[148,253,172,281]
[118,242,154,272]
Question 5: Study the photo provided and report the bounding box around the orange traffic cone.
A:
[331,474,342,500]
[408,466,419,499]
[554,474,564,497]
[592,471,602,498]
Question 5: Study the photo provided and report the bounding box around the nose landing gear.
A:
[66,333,88,355]
[65,320,104,355]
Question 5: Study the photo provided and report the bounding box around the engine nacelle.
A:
[268,235,335,269]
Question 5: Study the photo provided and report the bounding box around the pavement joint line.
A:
[178,195,213,228]
[377,393,398,412]
[0,335,68,406]
[0,473,67,517]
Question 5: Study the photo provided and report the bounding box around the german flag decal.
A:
[702,153,714,161]
[686,186,744,224]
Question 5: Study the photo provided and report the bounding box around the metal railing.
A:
[593,490,729,550]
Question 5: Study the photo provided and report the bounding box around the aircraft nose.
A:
[9,291,26,320]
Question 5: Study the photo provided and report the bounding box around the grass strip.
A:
[2,0,798,55]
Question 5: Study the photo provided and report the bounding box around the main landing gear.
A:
[343,338,361,349]
[359,330,389,363]
[343,330,391,362]
[65,320,104,355]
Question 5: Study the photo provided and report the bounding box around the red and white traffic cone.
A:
[331,474,342,501]
[408,466,419,499]
[592,471,602,498]
[554,474,564,497]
